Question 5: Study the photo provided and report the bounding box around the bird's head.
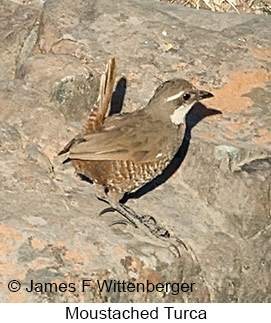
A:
[148,78,213,125]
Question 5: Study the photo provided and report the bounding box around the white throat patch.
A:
[170,102,195,125]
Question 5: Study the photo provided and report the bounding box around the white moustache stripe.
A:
[166,90,184,102]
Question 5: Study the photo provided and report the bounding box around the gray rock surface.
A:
[0,0,270,303]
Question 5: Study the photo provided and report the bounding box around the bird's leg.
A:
[96,188,138,227]
[121,204,183,257]
[97,189,170,237]
[117,203,170,239]
[119,204,168,236]
[97,189,157,230]
[96,188,184,256]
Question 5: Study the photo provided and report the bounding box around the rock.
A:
[0,0,270,303]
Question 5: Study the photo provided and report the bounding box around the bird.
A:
[59,57,213,244]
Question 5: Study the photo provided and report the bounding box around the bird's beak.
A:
[197,90,214,100]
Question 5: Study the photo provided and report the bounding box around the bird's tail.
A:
[82,57,116,134]
[58,58,116,156]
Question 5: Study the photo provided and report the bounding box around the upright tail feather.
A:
[82,57,116,134]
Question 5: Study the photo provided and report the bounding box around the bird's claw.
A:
[99,207,116,216]
[176,238,188,251]
[109,220,129,226]
[169,242,181,258]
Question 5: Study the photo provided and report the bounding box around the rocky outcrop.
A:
[0,0,270,302]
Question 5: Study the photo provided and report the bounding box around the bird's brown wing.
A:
[69,113,185,163]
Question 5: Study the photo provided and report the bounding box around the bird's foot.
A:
[99,203,185,257]
[138,215,183,257]
[140,215,170,238]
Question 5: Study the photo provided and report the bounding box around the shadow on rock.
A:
[109,77,127,116]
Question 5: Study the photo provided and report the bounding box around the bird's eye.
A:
[183,93,191,101]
